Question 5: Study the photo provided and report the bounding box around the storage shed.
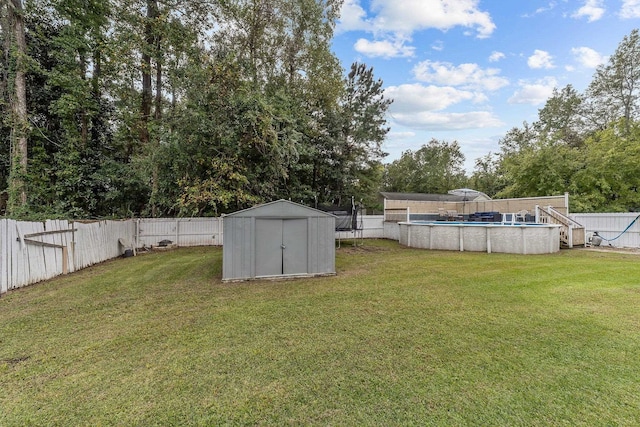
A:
[222,200,336,281]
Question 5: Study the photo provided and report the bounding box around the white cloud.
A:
[339,0,496,60]
[413,60,509,91]
[384,131,418,151]
[384,84,502,131]
[369,0,496,38]
[521,2,558,17]
[431,40,445,51]
[354,38,415,58]
[528,50,555,69]
[508,77,558,105]
[386,84,480,112]
[337,0,370,32]
[620,0,640,18]
[387,131,416,139]
[489,51,505,62]
[571,47,607,68]
[391,111,503,131]
[572,0,605,22]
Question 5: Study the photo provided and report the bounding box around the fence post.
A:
[135,219,140,249]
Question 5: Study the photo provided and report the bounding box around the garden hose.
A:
[594,213,640,242]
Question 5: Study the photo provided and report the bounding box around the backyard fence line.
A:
[0,216,386,295]
[2,213,637,295]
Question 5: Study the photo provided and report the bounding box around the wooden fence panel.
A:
[72,220,130,271]
[24,221,45,284]
[0,219,135,294]
[384,195,569,218]
[15,221,36,288]
[6,220,18,291]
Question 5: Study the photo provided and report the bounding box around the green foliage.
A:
[469,152,504,197]
[9,5,639,218]
[571,121,640,212]
[305,62,391,207]
[177,158,260,216]
[0,0,395,218]
[491,29,640,211]
[584,29,640,134]
[383,139,468,194]
[535,85,584,147]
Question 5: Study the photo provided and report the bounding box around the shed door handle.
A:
[281,244,286,249]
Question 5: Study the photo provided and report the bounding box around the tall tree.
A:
[3,0,28,213]
[583,29,640,135]
[139,0,154,145]
[325,62,391,205]
[535,85,584,147]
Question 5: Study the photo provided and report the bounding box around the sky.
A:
[332,0,640,172]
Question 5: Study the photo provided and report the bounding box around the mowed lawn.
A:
[1,240,640,426]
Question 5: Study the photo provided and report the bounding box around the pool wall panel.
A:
[399,222,561,254]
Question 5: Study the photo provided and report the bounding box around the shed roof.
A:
[224,199,336,218]
[380,192,466,202]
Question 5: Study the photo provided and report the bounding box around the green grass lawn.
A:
[1,240,640,426]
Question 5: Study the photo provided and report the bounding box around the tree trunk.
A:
[79,50,88,147]
[7,0,28,213]
[140,0,156,147]
[154,47,162,121]
[150,0,162,216]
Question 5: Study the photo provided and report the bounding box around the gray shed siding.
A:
[222,200,335,281]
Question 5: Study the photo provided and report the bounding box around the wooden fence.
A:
[1,219,134,294]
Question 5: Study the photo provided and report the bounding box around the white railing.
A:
[536,206,586,248]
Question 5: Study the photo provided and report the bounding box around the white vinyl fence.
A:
[570,213,640,248]
[136,218,223,248]
[1,215,387,294]
[335,215,385,240]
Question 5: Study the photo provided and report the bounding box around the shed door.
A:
[255,218,308,277]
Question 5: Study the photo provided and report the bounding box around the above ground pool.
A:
[398,221,561,254]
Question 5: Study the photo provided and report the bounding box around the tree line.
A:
[1,0,391,219]
[385,29,640,213]
[3,1,639,218]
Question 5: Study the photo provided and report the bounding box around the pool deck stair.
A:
[536,205,586,248]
